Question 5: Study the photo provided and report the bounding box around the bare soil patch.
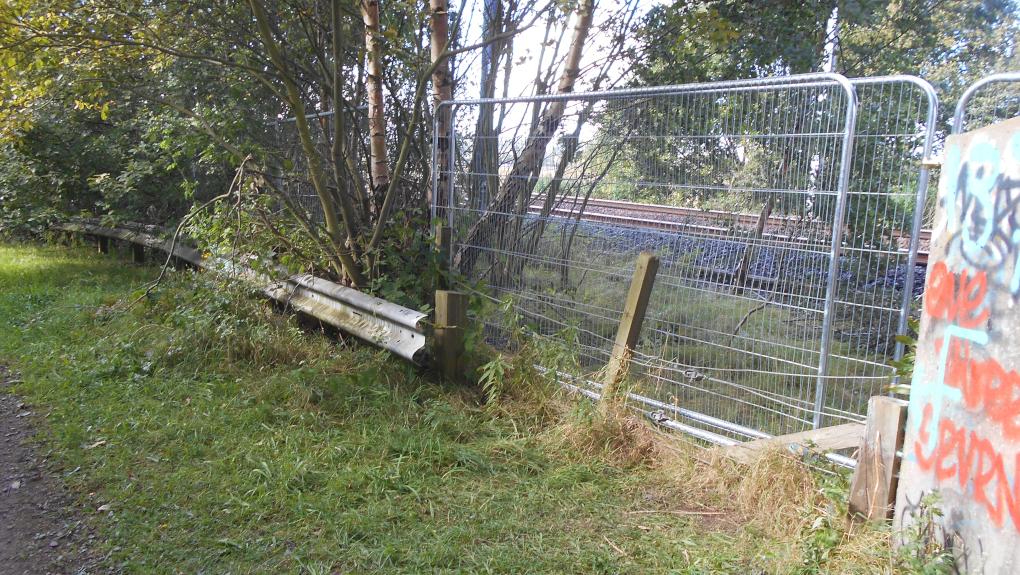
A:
[0,366,110,575]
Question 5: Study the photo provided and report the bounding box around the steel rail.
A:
[528,199,931,264]
[54,221,428,363]
[541,196,933,245]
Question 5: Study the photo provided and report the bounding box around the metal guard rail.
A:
[53,221,428,363]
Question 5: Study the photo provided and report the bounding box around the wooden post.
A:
[132,243,145,264]
[602,252,659,402]
[435,290,467,382]
[97,236,110,255]
[849,396,908,521]
[435,223,452,290]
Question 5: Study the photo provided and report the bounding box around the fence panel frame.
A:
[952,71,1020,134]
[432,72,936,445]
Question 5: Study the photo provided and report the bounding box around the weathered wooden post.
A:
[601,252,659,404]
[132,243,145,264]
[435,290,467,382]
[849,396,907,520]
[435,223,452,290]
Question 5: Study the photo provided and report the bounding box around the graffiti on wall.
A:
[898,117,1020,571]
[939,133,1020,296]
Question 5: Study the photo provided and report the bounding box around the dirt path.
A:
[1,366,109,575]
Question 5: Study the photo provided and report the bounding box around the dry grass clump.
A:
[732,449,821,536]
[655,446,820,534]
[662,447,906,573]
[550,400,662,467]
[549,406,902,573]
[815,520,896,574]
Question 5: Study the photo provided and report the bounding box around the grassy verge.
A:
[0,242,902,574]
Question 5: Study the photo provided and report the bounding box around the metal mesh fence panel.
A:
[819,77,937,429]
[953,72,1020,135]
[271,109,367,225]
[436,73,933,444]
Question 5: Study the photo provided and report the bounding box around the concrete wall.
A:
[896,115,1020,573]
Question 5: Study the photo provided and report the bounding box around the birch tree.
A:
[456,0,596,274]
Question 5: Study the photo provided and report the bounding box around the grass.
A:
[474,227,900,437]
[0,241,909,574]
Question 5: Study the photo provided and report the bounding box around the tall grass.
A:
[0,242,920,573]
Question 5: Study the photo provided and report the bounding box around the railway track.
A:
[529,196,931,265]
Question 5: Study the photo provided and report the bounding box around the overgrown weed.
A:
[0,243,945,573]
[138,273,335,368]
[549,398,660,468]
[464,305,919,572]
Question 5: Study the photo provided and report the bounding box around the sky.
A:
[439,0,668,155]
[451,0,668,103]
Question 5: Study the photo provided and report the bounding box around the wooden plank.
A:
[724,422,865,465]
[602,252,659,402]
[849,396,907,520]
[434,290,467,382]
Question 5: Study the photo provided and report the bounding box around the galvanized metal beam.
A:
[54,221,428,363]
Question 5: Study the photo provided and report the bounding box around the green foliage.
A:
[472,295,580,413]
[478,352,512,405]
[797,467,853,573]
[0,0,270,241]
[896,492,955,574]
[0,95,234,238]
[889,316,920,395]
[626,0,1019,249]
[366,215,445,310]
[0,108,115,235]
[1,241,891,574]
[634,1,839,85]
[184,184,322,277]
[792,455,954,574]
[634,0,1019,85]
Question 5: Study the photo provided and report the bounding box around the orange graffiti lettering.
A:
[915,407,1020,531]
[925,261,990,328]
[943,339,1020,440]
[914,403,936,470]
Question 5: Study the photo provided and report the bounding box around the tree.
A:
[0,0,550,294]
[626,0,1019,230]
[456,0,597,276]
